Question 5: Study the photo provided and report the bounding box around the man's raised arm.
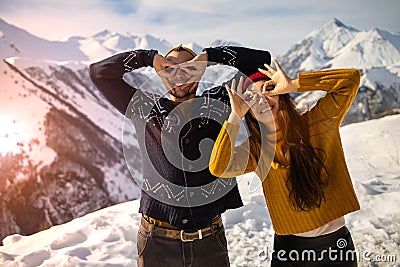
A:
[89,49,158,114]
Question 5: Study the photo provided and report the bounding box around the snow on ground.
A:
[1,115,400,267]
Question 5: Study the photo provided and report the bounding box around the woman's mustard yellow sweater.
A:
[209,69,361,235]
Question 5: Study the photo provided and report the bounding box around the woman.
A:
[209,60,361,266]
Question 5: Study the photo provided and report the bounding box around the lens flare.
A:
[0,115,29,156]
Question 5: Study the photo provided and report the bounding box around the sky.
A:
[0,0,399,56]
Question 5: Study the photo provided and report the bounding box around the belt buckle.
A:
[180,229,203,242]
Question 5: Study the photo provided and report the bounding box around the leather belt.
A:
[142,215,179,230]
[140,216,223,242]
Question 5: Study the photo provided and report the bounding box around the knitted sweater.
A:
[209,69,361,235]
[89,46,271,231]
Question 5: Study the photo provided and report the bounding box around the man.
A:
[89,45,270,266]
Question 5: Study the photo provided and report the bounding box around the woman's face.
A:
[249,80,280,125]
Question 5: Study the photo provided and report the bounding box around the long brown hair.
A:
[245,94,328,211]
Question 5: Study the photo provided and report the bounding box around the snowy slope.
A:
[0,52,144,242]
[1,57,139,196]
[0,18,87,61]
[1,114,399,267]
[0,56,142,245]
[4,57,124,141]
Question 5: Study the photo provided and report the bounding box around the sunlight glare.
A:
[0,115,29,156]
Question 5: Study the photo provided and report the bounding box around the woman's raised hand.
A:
[225,76,260,120]
[258,59,298,96]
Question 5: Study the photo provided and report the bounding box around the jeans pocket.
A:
[215,227,228,253]
[137,227,150,257]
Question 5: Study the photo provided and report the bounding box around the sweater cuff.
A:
[123,49,158,72]
[202,47,237,67]
[222,120,240,137]
[297,69,359,93]
[144,49,158,67]
[297,71,324,92]
[203,47,217,66]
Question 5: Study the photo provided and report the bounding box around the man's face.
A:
[164,50,198,102]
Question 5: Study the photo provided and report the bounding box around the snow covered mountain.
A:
[277,18,400,74]
[77,30,172,61]
[0,18,88,61]
[277,18,400,123]
[0,18,172,62]
[277,18,360,73]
